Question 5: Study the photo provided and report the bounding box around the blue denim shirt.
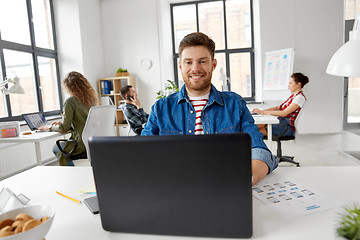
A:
[142,85,277,172]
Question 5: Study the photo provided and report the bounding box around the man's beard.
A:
[182,71,213,92]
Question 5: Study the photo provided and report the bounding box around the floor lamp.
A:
[327,13,360,76]
[327,14,360,159]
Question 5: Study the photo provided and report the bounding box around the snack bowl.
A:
[0,205,54,240]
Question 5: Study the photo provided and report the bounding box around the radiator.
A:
[0,143,37,180]
[0,135,68,179]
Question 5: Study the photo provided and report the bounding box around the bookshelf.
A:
[98,76,136,135]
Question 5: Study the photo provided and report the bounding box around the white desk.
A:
[0,132,63,165]
[253,115,279,150]
[0,166,356,240]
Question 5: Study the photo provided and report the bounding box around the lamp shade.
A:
[0,77,25,94]
[326,14,360,77]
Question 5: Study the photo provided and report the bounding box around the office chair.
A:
[82,105,117,163]
[55,139,87,163]
[272,128,300,167]
[120,104,137,136]
[272,106,305,167]
[56,105,117,166]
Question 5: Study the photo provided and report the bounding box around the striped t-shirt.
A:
[188,93,210,135]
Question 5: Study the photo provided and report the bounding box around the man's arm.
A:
[251,147,277,184]
[239,98,278,184]
[141,104,160,136]
[252,159,269,185]
[124,106,147,129]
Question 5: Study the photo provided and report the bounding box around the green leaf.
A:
[337,204,360,239]
[155,80,179,100]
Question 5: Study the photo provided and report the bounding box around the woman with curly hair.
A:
[39,71,98,166]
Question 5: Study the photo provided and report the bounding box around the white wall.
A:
[100,0,163,112]
[78,0,106,84]
[54,0,346,134]
[53,0,105,100]
[53,0,84,79]
[258,0,344,133]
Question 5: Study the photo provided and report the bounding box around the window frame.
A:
[0,0,62,122]
[170,0,256,101]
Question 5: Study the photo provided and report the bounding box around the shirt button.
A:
[189,130,192,133]
[190,110,194,114]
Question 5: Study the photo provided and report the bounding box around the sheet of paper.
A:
[252,174,342,219]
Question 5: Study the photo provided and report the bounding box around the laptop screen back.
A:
[22,112,49,130]
[89,134,253,238]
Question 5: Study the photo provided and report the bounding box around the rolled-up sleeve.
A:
[239,97,278,173]
[252,148,278,172]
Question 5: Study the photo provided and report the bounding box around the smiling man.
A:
[142,32,277,184]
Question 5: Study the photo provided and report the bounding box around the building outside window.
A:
[171,0,255,100]
[0,0,61,121]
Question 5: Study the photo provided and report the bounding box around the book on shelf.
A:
[104,81,109,94]
[109,81,113,91]
[103,80,114,95]
[100,81,105,95]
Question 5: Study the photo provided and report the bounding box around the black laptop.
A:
[89,133,252,238]
[22,112,49,130]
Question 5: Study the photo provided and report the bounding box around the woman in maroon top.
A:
[253,72,309,137]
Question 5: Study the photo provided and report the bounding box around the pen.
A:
[78,191,97,195]
[60,112,64,117]
[56,191,81,203]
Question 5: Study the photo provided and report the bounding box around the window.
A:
[345,0,360,20]
[171,0,255,100]
[0,0,61,121]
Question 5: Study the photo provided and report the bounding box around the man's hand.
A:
[131,95,142,109]
[252,159,269,185]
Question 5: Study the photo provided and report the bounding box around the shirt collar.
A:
[177,84,224,106]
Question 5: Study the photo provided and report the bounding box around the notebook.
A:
[22,112,49,130]
[89,133,253,238]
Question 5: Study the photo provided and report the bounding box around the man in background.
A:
[120,85,149,135]
[141,32,277,184]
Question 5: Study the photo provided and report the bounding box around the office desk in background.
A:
[253,115,279,150]
[0,166,356,240]
[0,131,64,166]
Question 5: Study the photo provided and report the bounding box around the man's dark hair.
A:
[120,85,132,99]
[178,32,216,60]
[291,73,309,88]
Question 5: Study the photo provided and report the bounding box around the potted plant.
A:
[115,67,130,77]
[337,205,360,239]
[156,80,179,99]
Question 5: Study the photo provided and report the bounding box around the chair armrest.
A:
[272,125,293,141]
[278,125,291,138]
[56,139,78,156]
